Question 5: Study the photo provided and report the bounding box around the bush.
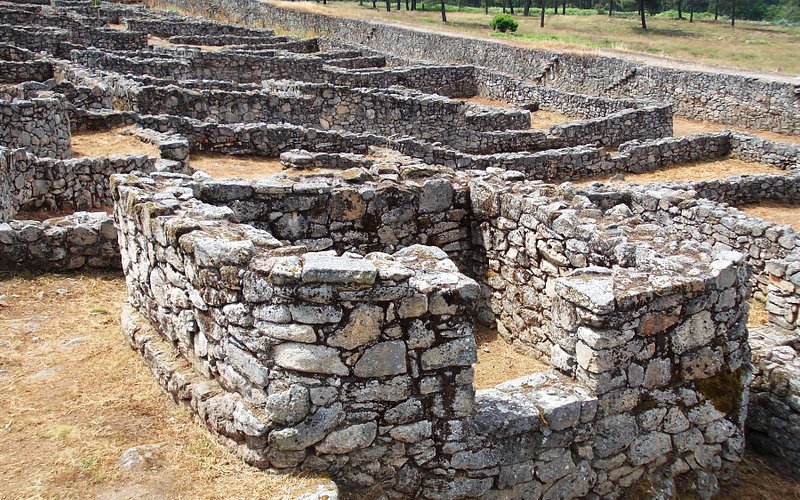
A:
[490,13,519,32]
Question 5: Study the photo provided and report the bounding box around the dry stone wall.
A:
[3,2,800,495]
[152,0,800,135]
[112,171,750,499]
[0,96,71,159]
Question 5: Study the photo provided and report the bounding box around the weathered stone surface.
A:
[315,421,377,454]
[302,255,377,284]
[274,343,349,376]
[353,340,407,378]
[327,304,383,350]
[420,337,477,370]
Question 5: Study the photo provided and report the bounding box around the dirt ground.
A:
[0,272,798,497]
[0,272,324,499]
[575,157,785,186]
[13,206,114,222]
[739,202,800,231]
[71,128,161,159]
[191,153,341,180]
[473,326,550,389]
[460,96,577,129]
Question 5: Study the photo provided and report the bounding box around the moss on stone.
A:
[695,367,746,417]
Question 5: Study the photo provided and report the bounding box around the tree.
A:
[441,0,447,21]
[638,0,647,28]
[485,0,490,14]
[609,0,614,16]
[731,0,736,25]
[523,0,532,15]
[677,0,684,19]
[540,0,545,26]
[386,0,390,11]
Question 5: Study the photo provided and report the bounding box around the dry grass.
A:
[191,153,341,180]
[147,35,225,51]
[473,326,550,389]
[748,297,770,328]
[0,272,324,499]
[460,96,575,129]
[720,452,800,498]
[673,117,800,146]
[461,95,516,109]
[269,0,800,75]
[14,206,114,222]
[191,153,285,179]
[575,157,785,186]
[739,202,800,231]
[71,128,161,159]
[530,109,575,129]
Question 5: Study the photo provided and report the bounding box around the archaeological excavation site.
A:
[1,0,799,497]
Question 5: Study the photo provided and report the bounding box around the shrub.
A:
[490,13,519,33]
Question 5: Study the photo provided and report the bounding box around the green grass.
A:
[277,0,800,74]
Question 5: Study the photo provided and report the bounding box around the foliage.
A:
[490,13,519,32]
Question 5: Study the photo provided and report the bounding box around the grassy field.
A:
[271,0,800,75]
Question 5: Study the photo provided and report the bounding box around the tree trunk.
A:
[553,0,558,14]
[540,0,545,26]
[689,6,693,21]
[609,0,613,16]
[731,0,736,25]
[485,0,489,14]
[406,0,409,9]
[523,0,531,15]
[561,0,565,14]
[714,0,718,20]
[386,0,391,11]
[677,0,682,19]
[373,0,377,8]
[509,0,514,14]
[441,0,447,21]
[638,0,646,29]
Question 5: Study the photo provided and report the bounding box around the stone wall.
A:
[124,18,275,38]
[324,65,476,99]
[112,171,750,498]
[764,253,800,334]
[0,146,156,217]
[0,211,119,271]
[0,60,54,84]
[474,67,648,119]
[0,96,71,159]
[748,327,800,477]
[150,0,800,135]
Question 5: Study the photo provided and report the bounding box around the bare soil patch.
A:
[530,109,576,130]
[461,96,575,129]
[71,128,160,159]
[739,202,800,231]
[461,95,515,109]
[147,35,224,52]
[473,326,550,389]
[673,117,800,146]
[14,206,114,222]
[191,153,340,180]
[748,297,770,328]
[0,272,324,498]
[575,157,785,186]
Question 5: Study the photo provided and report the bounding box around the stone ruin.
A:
[1,0,799,498]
